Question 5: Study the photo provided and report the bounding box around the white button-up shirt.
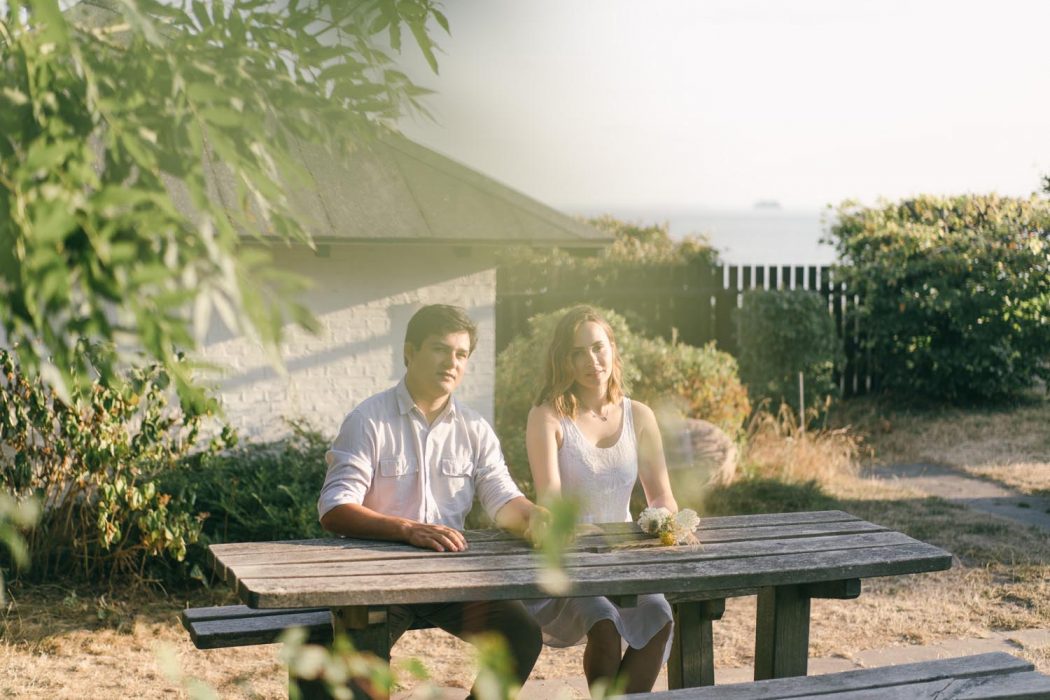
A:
[318,379,524,530]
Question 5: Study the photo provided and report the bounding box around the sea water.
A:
[585,208,838,266]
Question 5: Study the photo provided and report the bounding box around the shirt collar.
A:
[395,376,458,420]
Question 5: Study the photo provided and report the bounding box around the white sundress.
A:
[525,399,674,661]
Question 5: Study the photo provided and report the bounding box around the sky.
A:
[394,0,1050,212]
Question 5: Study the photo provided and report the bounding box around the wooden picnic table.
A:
[208,509,952,688]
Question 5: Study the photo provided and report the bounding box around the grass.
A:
[2,397,1049,697]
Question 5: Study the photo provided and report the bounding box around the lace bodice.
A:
[557,399,638,524]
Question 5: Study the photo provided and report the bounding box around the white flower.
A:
[637,507,672,534]
[673,509,700,533]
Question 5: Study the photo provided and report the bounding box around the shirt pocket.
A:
[379,457,417,478]
[440,458,474,478]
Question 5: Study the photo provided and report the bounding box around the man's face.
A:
[404,331,472,403]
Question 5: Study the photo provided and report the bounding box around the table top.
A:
[208,510,952,610]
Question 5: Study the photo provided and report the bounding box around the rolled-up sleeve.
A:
[318,410,376,520]
[473,421,525,521]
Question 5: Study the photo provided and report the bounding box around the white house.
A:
[200,133,609,440]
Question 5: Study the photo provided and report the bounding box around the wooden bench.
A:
[181,605,431,650]
[622,652,1050,699]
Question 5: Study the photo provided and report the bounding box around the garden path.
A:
[870,462,1050,532]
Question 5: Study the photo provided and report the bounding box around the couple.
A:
[318,304,686,698]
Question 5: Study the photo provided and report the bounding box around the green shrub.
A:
[495,306,750,499]
[736,289,843,411]
[0,347,225,586]
[828,194,1050,401]
[160,421,330,550]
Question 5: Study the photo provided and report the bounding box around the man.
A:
[318,304,545,698]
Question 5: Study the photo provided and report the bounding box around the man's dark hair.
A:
[404,304,478,366]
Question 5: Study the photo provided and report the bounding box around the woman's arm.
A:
[526,404,563,501]
[633,401,679,512]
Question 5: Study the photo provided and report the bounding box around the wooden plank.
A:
[186,610,334,649]
[754,585,810,680]
[801,578,861,600]
[667,589,757,604]
[619,653,1035,699]
[208,512,873,574]
[228,531,924,581]
[802,672,1050,699]
[211,520,887,570]
[181,604,330,623]
[239,540,951,608]
[209,511,863,560]
[667,600,722,689]
[714,267,738,354]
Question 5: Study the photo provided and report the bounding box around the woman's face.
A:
[569,320,614,391]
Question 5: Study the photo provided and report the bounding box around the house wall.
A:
[202,243,498,442]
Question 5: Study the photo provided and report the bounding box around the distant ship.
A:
[753,200,782,210]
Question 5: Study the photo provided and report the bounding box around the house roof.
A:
[208,131,609,247]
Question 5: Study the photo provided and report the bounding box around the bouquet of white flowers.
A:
[637,507,701,545]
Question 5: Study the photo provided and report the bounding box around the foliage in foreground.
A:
[828,194,1050,402]
[736,289,843,413]
[0,348,226,585]
[0,492,39,603]
[0,0,445,407]
[496,305,749,499]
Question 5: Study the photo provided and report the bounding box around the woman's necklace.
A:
[586,403,608,421]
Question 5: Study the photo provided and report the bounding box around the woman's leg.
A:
[617,621,672,694]
[583,619,622,694]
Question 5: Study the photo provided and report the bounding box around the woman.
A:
[525,306,683,695]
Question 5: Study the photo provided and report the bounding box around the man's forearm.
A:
[320,503,411,542]
[320,502,468,552]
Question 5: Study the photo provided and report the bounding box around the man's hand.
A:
[405,521,468,552]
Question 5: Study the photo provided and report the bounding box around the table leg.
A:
[293,607,390,700]
[754,585,810,680]
[667,599,725,688]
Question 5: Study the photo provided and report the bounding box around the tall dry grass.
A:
[739,402,864,485]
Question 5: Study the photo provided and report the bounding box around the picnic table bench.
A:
[622,652,1050,699]
[190,509,953,696]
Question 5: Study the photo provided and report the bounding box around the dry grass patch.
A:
[835,397,1050,495]
[0,585,297,699]
[742,404,864,484]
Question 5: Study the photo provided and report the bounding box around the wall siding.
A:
[203,244,497,441]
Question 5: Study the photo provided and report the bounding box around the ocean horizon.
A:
[575,207,839,266]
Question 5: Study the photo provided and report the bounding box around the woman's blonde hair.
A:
[535,306,625,417]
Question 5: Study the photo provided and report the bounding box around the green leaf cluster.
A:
[827,194,1050,402]
[0,346,228,585]
[0,0,446,406]
[736,289,843,412]
[158,419,329,552]
[495,306,749,500]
